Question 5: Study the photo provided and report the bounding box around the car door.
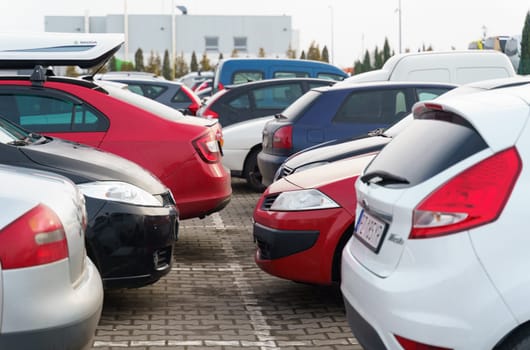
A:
[0,88,109,147]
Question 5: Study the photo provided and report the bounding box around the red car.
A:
[0,72,231,220]
[253,154,374,284]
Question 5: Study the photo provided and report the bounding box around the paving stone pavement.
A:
[91,179,363,350]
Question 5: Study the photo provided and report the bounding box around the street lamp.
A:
[396,0,402,53]
[172,2,188,65]
[329,5,334,65]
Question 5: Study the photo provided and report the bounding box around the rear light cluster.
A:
[0,203,69,269]
[193,130,222,163]
[201,108,219,119]
[411,147,521,239]
[395,335,452,350]
[272,125,293,150]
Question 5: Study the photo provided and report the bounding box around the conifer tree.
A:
[519,11,530,74]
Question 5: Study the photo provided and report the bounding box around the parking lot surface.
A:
[92,179,362,350]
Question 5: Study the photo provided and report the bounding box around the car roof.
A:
[313,80,459,93]
[224,77,336,90]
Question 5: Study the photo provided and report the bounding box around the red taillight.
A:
[395,335,452,350]
[218,82,224,91]
[188,100,200,116]
[195,81,209,92]
[0,203,69,269]
[410,147,521,239]
[201,108,219,119]
[272,125,293,150]
[193,131,221,163]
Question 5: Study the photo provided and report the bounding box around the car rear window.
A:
[362,111,488,187]
[282,90,322,121]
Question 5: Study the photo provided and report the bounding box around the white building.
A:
[45,14,298,66]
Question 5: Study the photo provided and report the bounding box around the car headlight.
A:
[270,189,339,211]
[77,181,161,207]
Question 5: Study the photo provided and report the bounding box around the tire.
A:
[244,149,266,192]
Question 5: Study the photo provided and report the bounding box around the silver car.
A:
[0,165,103,349]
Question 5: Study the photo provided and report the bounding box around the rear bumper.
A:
[257,151,287,187]
[1,258,103,350]
[340,235,518,349]
[86,198,178,289]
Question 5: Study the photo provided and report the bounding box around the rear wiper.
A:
[361,170,410,186]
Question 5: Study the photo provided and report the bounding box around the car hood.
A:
[283,134,390,170]
[284,153,376,190]
[20,138,167,195]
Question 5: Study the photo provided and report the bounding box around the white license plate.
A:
[354,210,387,253]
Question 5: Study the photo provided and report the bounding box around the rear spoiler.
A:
[0,32,124,69]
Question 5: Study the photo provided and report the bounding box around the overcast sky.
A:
[0,0,528,68]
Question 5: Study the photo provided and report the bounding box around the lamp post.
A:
[397,0,402,53]
[171,3,188,66]
[329,5,334,65]
[124,0,129,62]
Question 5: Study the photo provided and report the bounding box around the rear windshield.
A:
[362,111,487,187]
[282,90,322,121]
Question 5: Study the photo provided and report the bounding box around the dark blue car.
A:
[257,81,457,186]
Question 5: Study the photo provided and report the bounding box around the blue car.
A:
[257,81,457,186]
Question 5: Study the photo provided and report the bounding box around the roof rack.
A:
[0,32,124,69]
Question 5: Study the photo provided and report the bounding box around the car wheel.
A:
[496,326,530,350]
[244,148,266,192]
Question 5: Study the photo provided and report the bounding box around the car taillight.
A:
[201,108,219,119]
[0,203,69,269]
[193,131,221,163]
[395,335,452,350]
[272,125,293,150]
[188,100,200,116]
[411,147,521,239]
[218,82,224,91]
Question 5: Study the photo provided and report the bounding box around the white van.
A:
[341,50,516,85]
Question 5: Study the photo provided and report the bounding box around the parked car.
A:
[0,165,102,349]
[212,58,348,94]
[96,72,202,115]
[0,116,178,288]
[197,78,335,191]
[340,50,516,85]
[197,78,335,127]
[272,113,411,182]
[258,81,456,186]
[0,34,231,220]
[341,79,530,349]
[178,71,214,90]
[253,154,375,285]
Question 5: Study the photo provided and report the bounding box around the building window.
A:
[233,37,247,53]
[205,36,219,52]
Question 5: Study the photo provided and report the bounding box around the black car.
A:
[196,78,336,127]
[96,72,202,115]
[0,117,178,289]
[258,81,458,186]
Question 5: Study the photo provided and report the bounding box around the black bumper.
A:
[85,198,178,289]
[343,297,387,350]
[253,222,319,260]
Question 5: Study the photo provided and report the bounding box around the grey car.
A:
[0,165,103,349]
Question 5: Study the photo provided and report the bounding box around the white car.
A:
[221,116,272,191]
[0,165,103,349]
[341,79,530,349]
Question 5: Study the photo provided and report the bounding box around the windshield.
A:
[282,90,322,120]
[0,117,45,145]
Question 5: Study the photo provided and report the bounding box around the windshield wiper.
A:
[361,170,410,186]
[274,113,287,120]
[367,128,390,137]
[8,138,31,146]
